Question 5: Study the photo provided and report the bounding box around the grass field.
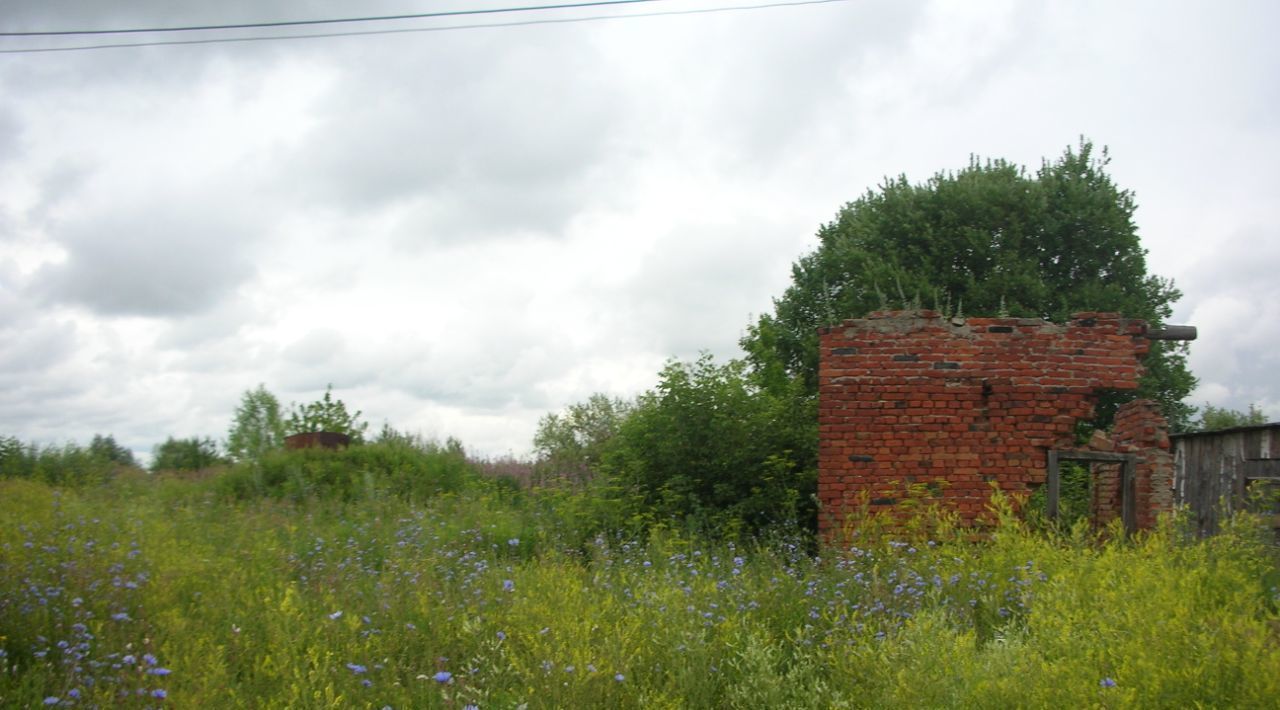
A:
[2,472,1278,708]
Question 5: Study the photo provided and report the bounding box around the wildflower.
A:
[361,679,372,688]
[148,667,171,676]
[508,538,520,546]
[614,673,625,682]
[502,579,515,592]
[123,654,137,664]
[346,663,368,674]
[329,610,343,620]
[496,631,506,641]
[433,671,452,683]
[67,690,80,699]
[113,612,131,621]
[152,689,167,699]
[143,653,158,666]
[43,697,59,706]
[1100,678,1116,688]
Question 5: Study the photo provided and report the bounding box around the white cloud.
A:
[1,0,1278,455]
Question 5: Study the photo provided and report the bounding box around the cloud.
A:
[284,32,629,245]
[1180,227,1280,419]
[32,197,256,316]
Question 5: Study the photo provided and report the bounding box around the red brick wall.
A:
[817,310,1154,536]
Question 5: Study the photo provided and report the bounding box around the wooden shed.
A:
[1171,423,1280,538]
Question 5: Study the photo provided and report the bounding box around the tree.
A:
[1192,403,1268,432]
[602,355,816,535]
[88,433,137,467]
[742,139,1195,430]
[151,436,226,472]
[227,384,286,463]
[286,384,368,443]
[533,393,633,481]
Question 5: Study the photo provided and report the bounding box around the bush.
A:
[215,436,480,503]
[151,436,227,473]
[602,354,817,537]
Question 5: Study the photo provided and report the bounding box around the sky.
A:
[1,0,1278,461]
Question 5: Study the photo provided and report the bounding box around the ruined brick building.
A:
[817,310,1182,537]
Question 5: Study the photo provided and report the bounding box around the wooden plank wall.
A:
[1173,424,1280,536]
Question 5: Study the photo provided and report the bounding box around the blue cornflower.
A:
[43,697,59,706]
[614,673,625,682]
[361,679,372,688]
[508,538,520,546]
[67,690,80,699]
[346,663,367,674]
[1100,677,1116,688]
[143,653,158,666]
[152,689,167,699]
[433,671,452,683]
[496,631,506,641]
[502,579,515,592]
[148,667,171,676]
[329,610,343,620]
[112,612,131,621]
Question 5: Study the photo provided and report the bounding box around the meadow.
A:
[1,448,1278,709]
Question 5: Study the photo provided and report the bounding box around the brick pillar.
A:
[1108,399,1174,529]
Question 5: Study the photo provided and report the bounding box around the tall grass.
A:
[1,475,1277,708]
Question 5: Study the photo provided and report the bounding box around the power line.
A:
[0,0,852,55]
[0,0,666,36]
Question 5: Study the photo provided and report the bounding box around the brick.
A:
[818,310,1171,538]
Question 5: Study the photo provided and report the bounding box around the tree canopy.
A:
[226,384,286,463]
[742,140,1195,429]
[285,384,368,443]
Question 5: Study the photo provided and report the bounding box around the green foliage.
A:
[214,436,478,503]
[1192,402,1269,432]
[0,435,133,485]
[742,139,1196,430]
[602,354,817,536]
[151,436,226,472]
[88,433,137,467]
[533,393,633,481]
[226,384,286,463]
[2,477,1276,708]
[285,384,368,443]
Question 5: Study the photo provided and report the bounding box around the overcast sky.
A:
[1,0,1277,460]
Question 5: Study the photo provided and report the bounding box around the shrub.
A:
[215,436,480,503]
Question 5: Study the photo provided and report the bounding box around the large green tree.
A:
[743,140,1195,429]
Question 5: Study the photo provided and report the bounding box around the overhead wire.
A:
[0,0,852,55]
[0,0,666,37]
